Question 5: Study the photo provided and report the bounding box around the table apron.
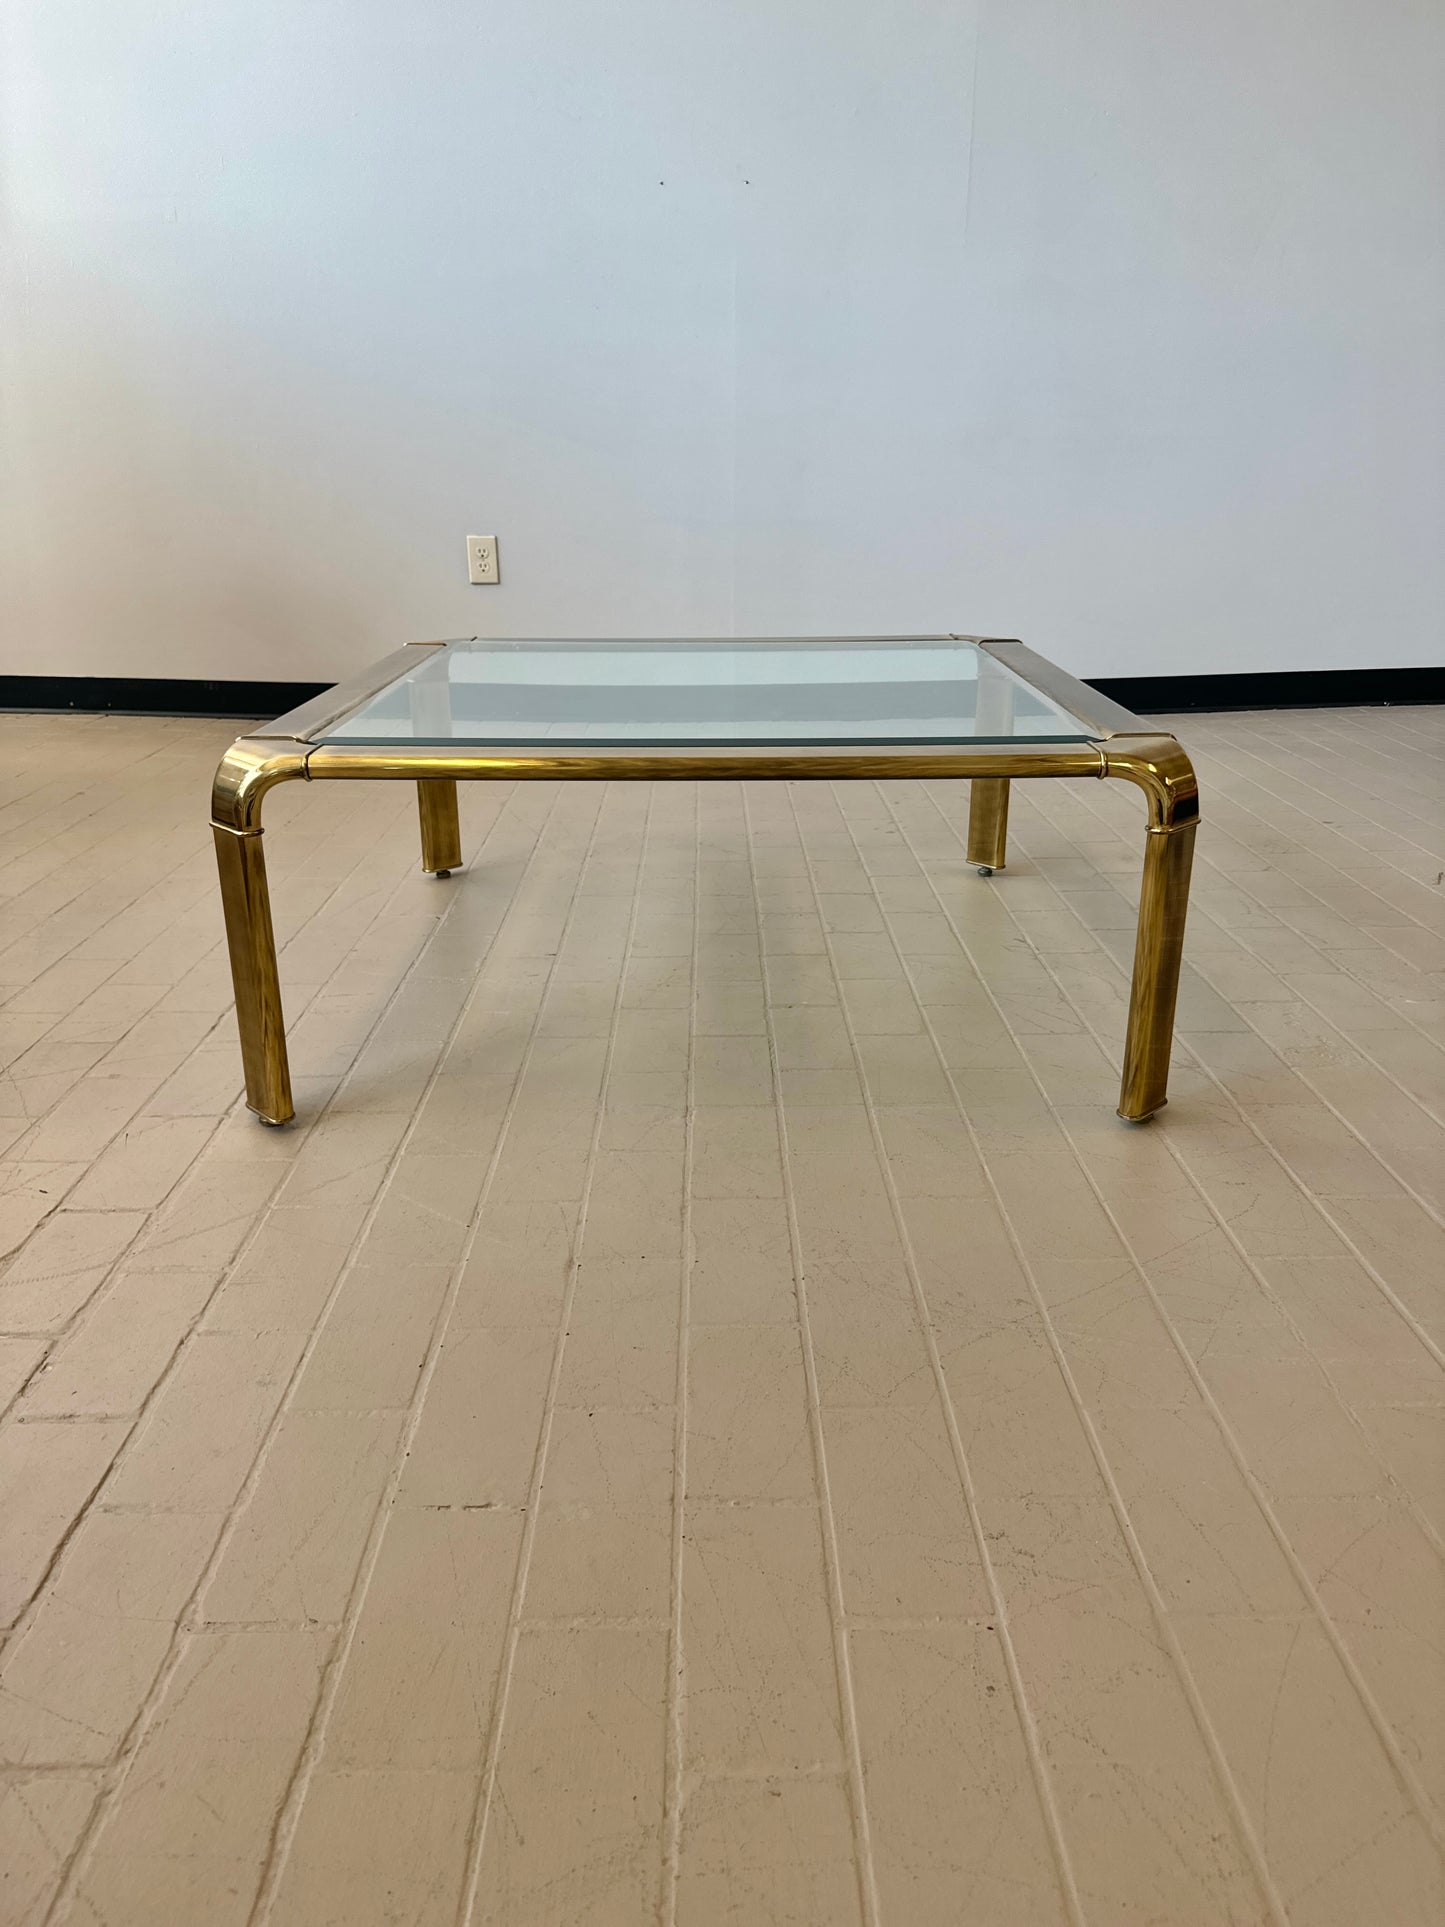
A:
[299,743,1111,785]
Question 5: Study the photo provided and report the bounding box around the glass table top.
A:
[317,638,1094,748]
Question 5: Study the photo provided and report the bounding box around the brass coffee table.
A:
[212,637,1197,1126]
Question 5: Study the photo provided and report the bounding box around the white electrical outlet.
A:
[466,535,500,585]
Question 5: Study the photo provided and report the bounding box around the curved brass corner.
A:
[1100,734,1199,832]
[211,739,309,834]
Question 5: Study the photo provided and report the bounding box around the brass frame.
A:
[212,637,1197,1125]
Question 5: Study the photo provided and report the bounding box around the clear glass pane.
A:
[318,638,1093,746]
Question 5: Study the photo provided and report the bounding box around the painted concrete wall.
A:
[3,1,1441,682]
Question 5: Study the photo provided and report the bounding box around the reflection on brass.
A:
[1115,820,1197,1122]
[213,823,294,1125]
[211,739,308,834]
[1101,734,1201,831]
[1104,735,1200,1121]
[301,743,1110,784]
[211,644,1200,1126]
[417,779,463,875]
[210,739,306,1123]
[967,778,1010,873]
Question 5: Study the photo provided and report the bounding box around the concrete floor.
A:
[1,705,1442,1925]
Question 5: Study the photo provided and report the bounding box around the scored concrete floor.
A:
[0,704,1442,1926]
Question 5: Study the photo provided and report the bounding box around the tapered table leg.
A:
[213,824,294,1124]
[1117,818,1196,1120]
[967,778,1010,873]
[417,779,462,876]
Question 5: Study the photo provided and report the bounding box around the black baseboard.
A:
[0,676,331,718]
[1087,666,1444,713]
[1,664,1441,721]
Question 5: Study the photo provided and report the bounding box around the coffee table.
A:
[212,637,1197,1126]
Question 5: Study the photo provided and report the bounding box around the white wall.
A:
[3,0,1442,684]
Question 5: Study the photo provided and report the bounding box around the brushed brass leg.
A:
[1117,818,1197,1121]
[213,823,294,1125]
[967,777,1010,874]
[417,779,462,876]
